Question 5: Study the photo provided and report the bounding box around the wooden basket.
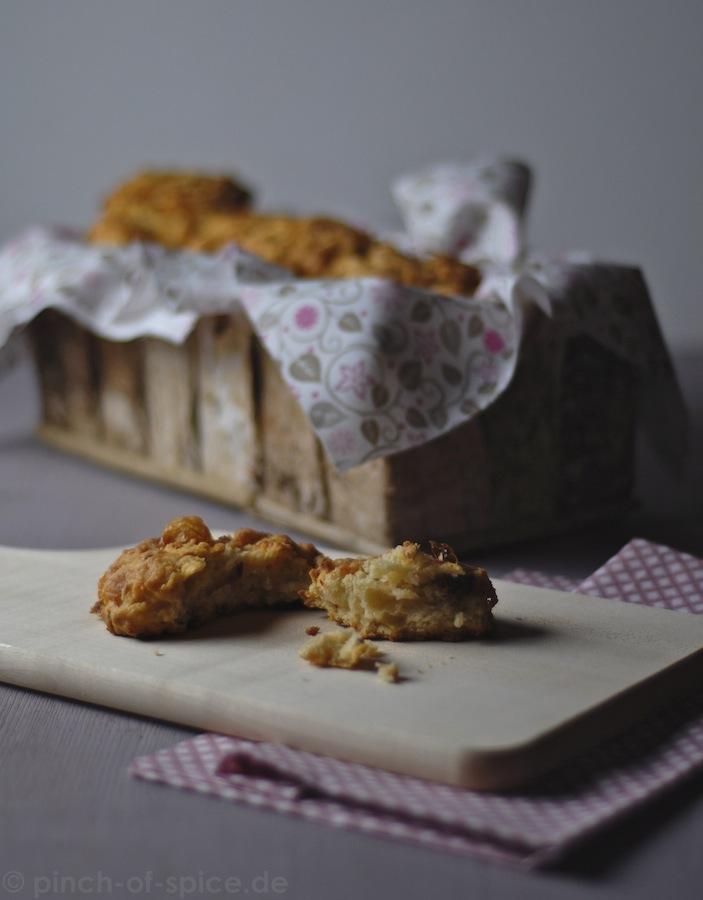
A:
[29,305,638,554]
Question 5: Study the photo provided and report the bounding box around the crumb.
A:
[299,630,379,670]
[305,625,320,636]
[376,662,399,683]
[154,650,165,657]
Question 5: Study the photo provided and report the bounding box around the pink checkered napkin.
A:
[578,538,703,613]
[130,539,703,868]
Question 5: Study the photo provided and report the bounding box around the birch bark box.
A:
[28,297,641,555]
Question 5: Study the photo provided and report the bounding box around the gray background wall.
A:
[1,0,701,349]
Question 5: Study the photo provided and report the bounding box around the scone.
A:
[326,241,480,298]
[191,213,480,297]
[88,169,252,249]
[190,212,372,276]
[93,515,322,638]
[303,542,498,641]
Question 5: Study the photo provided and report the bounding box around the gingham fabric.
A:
[579,538,703,613]
[130,539,703,868]
[498,568,578,593]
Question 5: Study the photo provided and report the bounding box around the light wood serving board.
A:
[2,542,703,790]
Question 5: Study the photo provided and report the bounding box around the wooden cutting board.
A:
[1,541,703,790]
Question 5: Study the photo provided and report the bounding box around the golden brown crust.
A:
[327,242,479,298]
[93,515,322,638]
[303,542,498,641]
[87,169,480,298]
[88,170,252,249]
[191,213,372,276]
[89,215,153,247]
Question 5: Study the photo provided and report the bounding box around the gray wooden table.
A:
[1,351,701,900]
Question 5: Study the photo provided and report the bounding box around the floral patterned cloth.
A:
[239,273,528,468]
[391,157,531,263]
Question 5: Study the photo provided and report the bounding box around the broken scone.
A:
[299,629,380,669]
[303,541,498,641]
[93,516,323,638]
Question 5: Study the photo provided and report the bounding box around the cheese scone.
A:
[303,542,498,641]
[93,515,322,638]
[89,169,252,248]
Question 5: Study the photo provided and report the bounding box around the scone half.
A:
[93,516,323,639]
[303,542,498,641]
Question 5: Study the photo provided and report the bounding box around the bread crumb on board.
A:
[305,625,320,636]
[299,630,399,683]
[376,662,399,683]
[299,630,379,669]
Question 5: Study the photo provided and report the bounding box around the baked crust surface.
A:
[89,169,252,249]
[303,542,498,641]
[93,515,322,638]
